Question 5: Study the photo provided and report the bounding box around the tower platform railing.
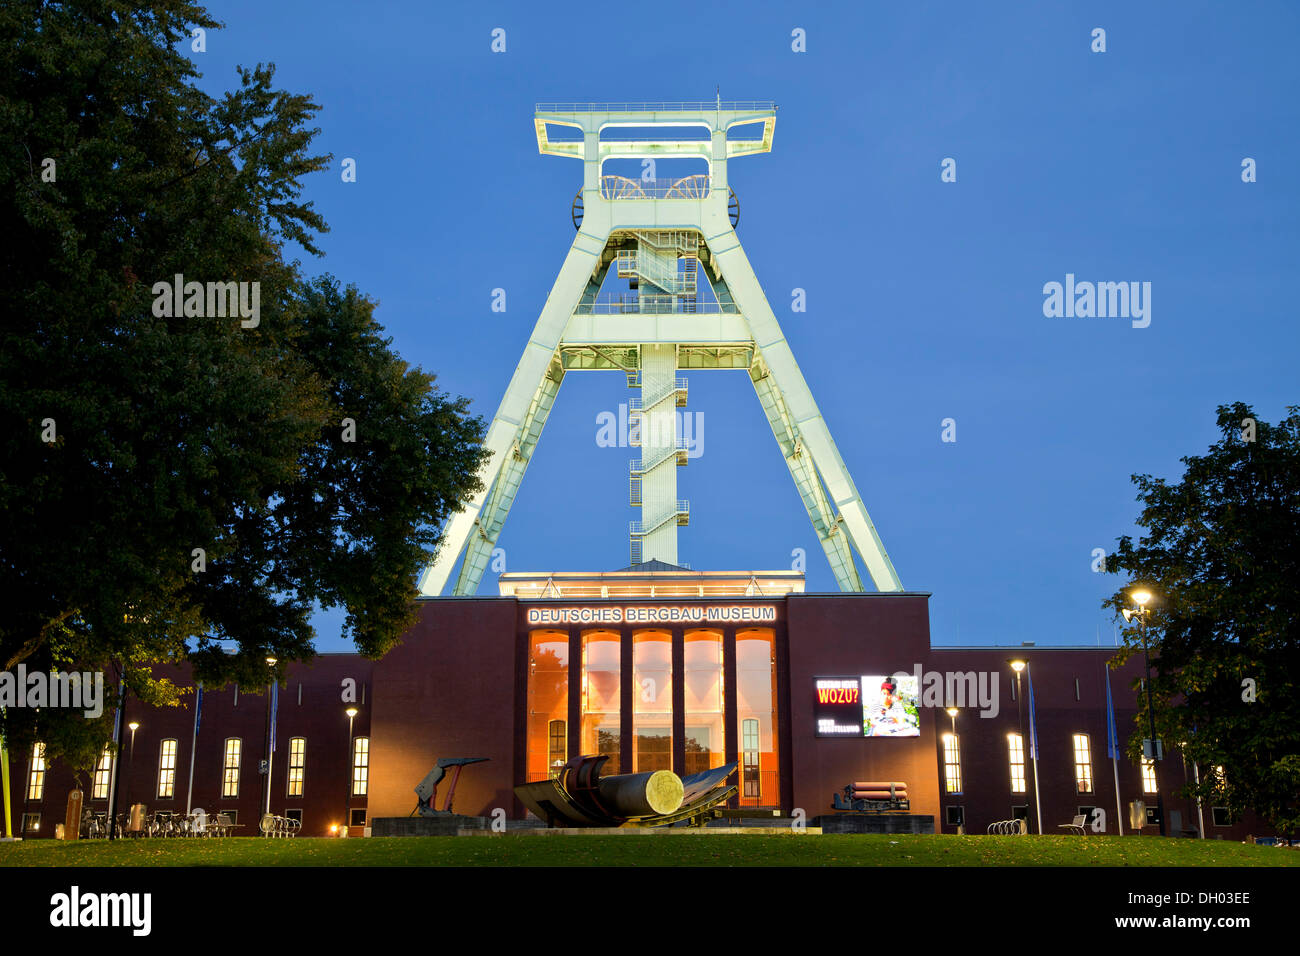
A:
[537,101,776,113]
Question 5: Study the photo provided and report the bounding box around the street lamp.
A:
[1124,588,1165,836]
[344,707,358,836]
[126,721,140,831]
[262,656,277,822]
[945,706,958,737]
[1006,660,1041,834]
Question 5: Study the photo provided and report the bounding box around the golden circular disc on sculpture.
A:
[645,770,685,815]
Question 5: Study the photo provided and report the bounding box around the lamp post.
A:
[125,721,139,831]
[1008,659,1039,834]
[945,706,958,737]
[1125,589,1165,836]
[344,707,358,836]
[262,656,277,822]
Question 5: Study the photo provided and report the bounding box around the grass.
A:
[1,834,1297,867]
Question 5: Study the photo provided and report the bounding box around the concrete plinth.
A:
[813,814,934,834]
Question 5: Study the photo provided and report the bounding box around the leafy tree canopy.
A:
[1104,403,1300,831]
[0,1,487,772]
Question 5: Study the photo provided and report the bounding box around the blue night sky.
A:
[190,1,1298,652]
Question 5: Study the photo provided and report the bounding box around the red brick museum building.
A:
[4,565,1263,841]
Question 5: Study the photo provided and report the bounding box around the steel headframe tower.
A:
[419,100,903,596]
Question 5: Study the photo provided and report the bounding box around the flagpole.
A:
[185,683,202,815]
[1027,663,1042,834]
[1106,664,1124,835]
[0,712,12,838]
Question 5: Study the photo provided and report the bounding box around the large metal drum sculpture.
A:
[515,754,738,827]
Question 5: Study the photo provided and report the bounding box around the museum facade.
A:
[3,565,1261,842]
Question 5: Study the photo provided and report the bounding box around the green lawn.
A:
[1,834,1296,867]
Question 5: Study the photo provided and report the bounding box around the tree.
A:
[1103,403,1300,831]
[0,2,488,771]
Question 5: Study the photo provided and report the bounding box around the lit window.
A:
[352,737,369,796]
[157,739,178,798]
[633,631,672,773]
[1141,756,1157,794]
[27,743,46,801]
[742,719,760,798]
[526,630,569,781]
[287,738,306,797]
[1072,734,1092,793]
[1008,734,1026,793]
[547,720,567,776]
[736,630,779,807]
[580,631,620,774]
[222,738,242,798]
[943,734,963,794]
[92,747,113,800]
[684,631,724,776]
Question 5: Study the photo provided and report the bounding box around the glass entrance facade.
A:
[524,621,782,806]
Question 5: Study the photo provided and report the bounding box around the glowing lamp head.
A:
[345,707,358,719]
[265,655,278,667]
[1131,589,1152,607]
[1009,660,1026,674]
[128,721,140,732]
[945,707,958,718]
[329,824,338,834]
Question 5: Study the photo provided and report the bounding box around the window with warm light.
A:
[1008,734,1026,793]
[1141,756,1157,793]
[527,630,569,781]
[352,737,370,796]
[1072,733,1093,793]
[92,747,112,800]
[633,631,672,772]
[742,719,760,798]
[683,630,724,776]
[736,629,778,806]
[221,738,241,798]
[157,739,178,798]
[581,631,620,774]
[26,743,46,801]
[287,737,306,797]
[943,734,963,794]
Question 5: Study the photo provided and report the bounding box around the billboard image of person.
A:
[862,674,920,737]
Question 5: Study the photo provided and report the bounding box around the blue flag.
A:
[269,682,278,754]
[1105,665,1119,759]
[1027,666,1039,761]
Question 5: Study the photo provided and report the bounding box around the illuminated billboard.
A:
[814,675,921,738]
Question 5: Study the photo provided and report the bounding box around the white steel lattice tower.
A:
[419,100,902,595]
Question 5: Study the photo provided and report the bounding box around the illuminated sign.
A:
[526,605,777,626]
[814,678,863,735]
[814,675,921,738]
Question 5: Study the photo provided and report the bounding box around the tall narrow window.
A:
[157,739,178,798]
[222,738,242,798]
[527,630,569,781]
[633,631,672,772]
[943,733,963,794]
[26,743,46,801]
[547,720,567,775]
[581,631,620,773]
[736,629,778,806]
[1008,734,1026,793]
[1141,756,1157,794]
[352,736,369,796]
[92,747,113,800]
[683,630,724,776]
[287,737,306,797]
[1072,733,1093,793]
[741,719,760,797]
